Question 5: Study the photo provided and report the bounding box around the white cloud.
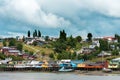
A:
[0,0,71,28]
[80,0,120,17]
[0,0,120,37]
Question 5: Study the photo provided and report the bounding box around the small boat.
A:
[102,68,112,73]
[58,67,74,72]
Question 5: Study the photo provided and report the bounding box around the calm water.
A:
[0,72,120,80]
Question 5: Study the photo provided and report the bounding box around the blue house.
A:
[58,59,84,68]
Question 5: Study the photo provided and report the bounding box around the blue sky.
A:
[0,0,120,38]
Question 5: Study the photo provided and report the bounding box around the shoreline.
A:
[0,69,120,76]
[75,70,120,76]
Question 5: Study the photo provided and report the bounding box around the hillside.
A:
[23,43,54,60]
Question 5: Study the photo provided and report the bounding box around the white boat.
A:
[102,68,112,73]
[58,67,74,72]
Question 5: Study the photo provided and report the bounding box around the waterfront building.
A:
[108,58,120,69]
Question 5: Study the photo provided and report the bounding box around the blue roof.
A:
[71,59,84,64]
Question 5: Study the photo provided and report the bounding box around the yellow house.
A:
[77,63,86,68]
[108,64,118,68]
[41,60,49,68]
[108,58,120,69]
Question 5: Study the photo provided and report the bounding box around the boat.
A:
[102,68,112,73]
[58,67,74,72]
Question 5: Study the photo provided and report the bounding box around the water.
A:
[0,72,120,80]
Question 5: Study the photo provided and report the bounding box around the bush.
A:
[0,53,6,59]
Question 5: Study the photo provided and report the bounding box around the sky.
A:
[0,0,120,38]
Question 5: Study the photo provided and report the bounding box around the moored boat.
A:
[58,67,74,72]
[102,68,112,73]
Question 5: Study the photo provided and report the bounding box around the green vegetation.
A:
[75,36,82,42]
[0,53,23,61]
[3,40,7,46]
[87,33,93,41]
[112,50,119,56]
[1,30,120,62]
[52,30,82,60]
[99,39,109,51]
[9,38,16,47]
[28,30,31,37]
[0,53,6,59]
[16,43,23,51]
[8,39,23,51]
[38,30,41,37]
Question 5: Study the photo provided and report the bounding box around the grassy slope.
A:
[23,44,54,54]
[23,44,54,60]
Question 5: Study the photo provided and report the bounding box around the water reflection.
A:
[0,72,120,80]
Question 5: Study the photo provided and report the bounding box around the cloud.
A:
[0,0,71,28]
[0,0,120,37]
[79,0,120,18]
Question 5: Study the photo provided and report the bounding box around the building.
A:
[1,47,22,56]
[5,50,21,56]
[79,47,95,54]
[108,58,120,69]
[103,37,118,43]
[1,47,16,53]
[97,51,111,57]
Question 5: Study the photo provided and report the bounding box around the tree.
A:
[53,40,67,53]
[76,36,82,42]
[41,51,45,57]
[112,50,119,56]
[33,30,37,38]
[33,41,38,46]
[45,36,49,41]
[59,30,67,41]
[3,40,7,46]
[49,53,54,59]
[33,32,35,38]
[115,34,120,43]
[35,29,37,37]
[9,39,16,47]
[99,39,109,51]
[67,35,76,48]
[28,30,31,37]
[0,53,6,59]
[77,54,82,60]
[82,54,88,60]
[17,43,23,51]
[71,52,77,60]
[38,30,41,37]
[57,51,69,60]
[22,36,25,42]
[87,33,93,41]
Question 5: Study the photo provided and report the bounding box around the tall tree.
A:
[3,40,7,46]
[22,36,25,42]
[99,39,109,51]
[115,34,120,43]
[33,29,37,38]
[38,30,41,37]
[59,30,67,41]
[35,29,37,37]
[45,36,49,41]
[76,36,82,42]
[27,30,31,37]
[33,32,35,38]
[17,43,23,51]
[67,35,76,48]
[63,30,67,41]
[9,39,16,47]
[87,33,93,41]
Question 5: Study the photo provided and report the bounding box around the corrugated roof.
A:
[8,50,20,53]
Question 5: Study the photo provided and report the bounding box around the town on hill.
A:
[0,29,120,71]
